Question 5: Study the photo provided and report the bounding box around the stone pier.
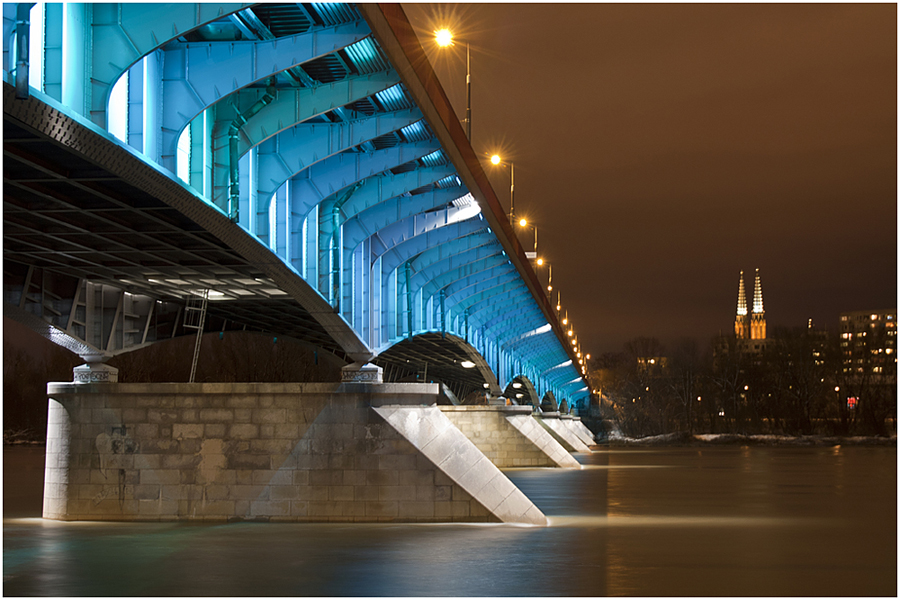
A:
[43,375,547,525]
[567,416,598,446]
[439,405,581,469]
[536,413,593,453]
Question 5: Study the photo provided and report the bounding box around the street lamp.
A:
[490,154,515,224]
[517,217,539,260]
[435,28,471,139]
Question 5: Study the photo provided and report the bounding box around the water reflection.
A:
[4,445,896,596]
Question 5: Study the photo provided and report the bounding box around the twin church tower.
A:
[734,269,766,340]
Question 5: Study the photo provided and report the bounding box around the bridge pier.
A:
[43,366,546,525]
[535,413,593,453]
[439,405,581,469]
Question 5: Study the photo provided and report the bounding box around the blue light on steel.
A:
[1,2,588,404]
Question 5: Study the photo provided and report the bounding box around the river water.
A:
[3,444,896,596]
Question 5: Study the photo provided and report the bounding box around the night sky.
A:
[402,3,897,355]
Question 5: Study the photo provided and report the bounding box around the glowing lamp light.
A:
[515,393,524,399]
[512,382,522,389]
[548,285,553,292]
[585,354,591,360]
[483,383,490,389]
[556,304,561,311]
[567,330,573,336]
[562,318,568,325]
[536,258,544,266]
[435,28,454,47]
[519,218,527,227]
[490,154,501,165]
[460,360,476,369]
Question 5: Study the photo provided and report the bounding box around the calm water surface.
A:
[4,444,896,596]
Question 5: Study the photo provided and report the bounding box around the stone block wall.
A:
[439,406,580,469]
[43,382,546,524]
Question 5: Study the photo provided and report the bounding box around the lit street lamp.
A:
[490,154,515,224]
[517,217,539,260]
[435,28,471,140]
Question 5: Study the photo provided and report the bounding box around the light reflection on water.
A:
[4,445,896,596]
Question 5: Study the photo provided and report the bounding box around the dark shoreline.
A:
[601,432,898,447]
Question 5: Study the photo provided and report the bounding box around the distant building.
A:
[636,356,667,373]
[839,309,897,375]
[730,269,769,354]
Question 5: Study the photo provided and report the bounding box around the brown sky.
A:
[402,3,897,354]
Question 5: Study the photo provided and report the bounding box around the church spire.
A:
[750,268,766,340]
[752,268,764,314]
[736,271,747,316]
[734,271,749,339]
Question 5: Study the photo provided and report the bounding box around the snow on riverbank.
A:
[603,431,896,447]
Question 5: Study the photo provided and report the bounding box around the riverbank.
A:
[603,431,897,447]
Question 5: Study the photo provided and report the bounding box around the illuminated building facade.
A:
[839,310,897,375]
[733,269,767,352]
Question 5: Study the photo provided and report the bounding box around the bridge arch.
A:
[503,376,540,409]
[373,332,499,402]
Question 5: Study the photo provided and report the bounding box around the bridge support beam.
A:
[565,415,598,447]
[439,405,580,469]
[535,413,593,453]
[42,377,546,524]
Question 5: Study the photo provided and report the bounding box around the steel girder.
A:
[89,3,253,127]
[268,139,443,252]
[340,167,463,219]
[341,184,462,257]
[159,20,372,170]
[293,141,442,226]
[209,70,404,209]
[255,109,426,200]
[417,254,510,302]
[408,233,501,287]
[3,2,588,397]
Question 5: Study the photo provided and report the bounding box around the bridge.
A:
[3,2,595,525]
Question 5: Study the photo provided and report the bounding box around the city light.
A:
[434,28,454,47]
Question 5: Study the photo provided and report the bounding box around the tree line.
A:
[587,327,897,438]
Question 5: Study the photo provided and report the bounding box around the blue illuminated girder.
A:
[90,3,253,127]
[343,200,480,329]
[256,109,426,200]
[291,141,442,228]
[211,70,404,209]
[416,253,509,302]
[341,183,462,254]
[159,20,372,169]
[408,233,501,286]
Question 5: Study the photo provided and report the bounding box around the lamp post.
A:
[435,28,471,139]
[517,217,538,260]
[490,154,515,224]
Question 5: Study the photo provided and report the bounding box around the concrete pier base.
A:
[439,405,581,469]
[42,381,546,525]
[536,413,592,453]
[568,417,598,446]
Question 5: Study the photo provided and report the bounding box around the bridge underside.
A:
[4,86,355,362]
[3,1,589,404]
